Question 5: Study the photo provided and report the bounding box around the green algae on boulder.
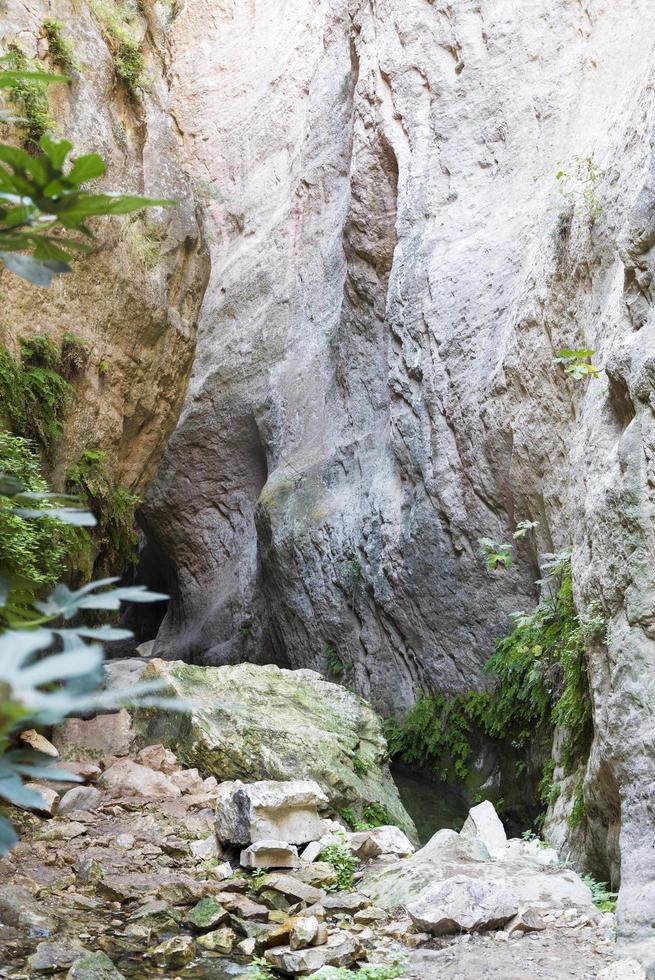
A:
[133,659,416,840]
[66,951,126,979]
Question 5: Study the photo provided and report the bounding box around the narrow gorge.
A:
[0,1,654,978]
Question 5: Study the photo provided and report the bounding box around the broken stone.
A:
[460,800,507,853]
[185,896,229,931]
[322,892,370,914]
[52,710,135,760]
[218,891,269,920]
[27,940,85,973]
[353,906,388,924]
[238,937,256,956]
[128,901,181,934]
[293,862,338,889]
[241,839,300,869]
[215,779,329,845]
[0,885,57,938]
[58,786,103,816]
[20,730,59,757]
[208,861,234,881]
[39,821,87,841]
[290,914,321,949]
[506,906,547,934]
[135,743,179,773]
[170,767,205,794]
[265,929,362,974]
[66,951,126,979]
[150,935,195,968]
[196,925,236,952]
[60,761,102,781]
[75,859,105,886]
[407,875,518,934]
[97,759,182,798]
[263,873,323,904]
[24,782,60,815]
[190,835,221,860]
[348,825,415,859]
[301,841,322,863]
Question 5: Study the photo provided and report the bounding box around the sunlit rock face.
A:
[0,0,209,495]
[142,0,655,964]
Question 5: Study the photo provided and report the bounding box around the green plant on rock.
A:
[42,19,77,75]
[60,332,89,379]
[97,359,110,378]
[325,645,352,678]
[478,537,512,572]
[0,62,172,286]
[386,551,593,825]
[568,779,586,830]
[65,449,140,576]
[2,46,54,149]
[245,958,274,980]
[91,0,147,102]
[319,840,358,891]
[555,155,605,226]
[0,340,73,462]
[553,349,600,381]
[580,874,617,914]
[0,431,84,604]
[384,691,490,782]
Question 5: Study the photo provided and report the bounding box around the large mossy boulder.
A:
[133,659,416,840]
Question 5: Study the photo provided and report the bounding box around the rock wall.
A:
[0,0,209,495]
[141,0,655,966]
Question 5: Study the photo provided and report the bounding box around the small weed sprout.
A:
[513,519,539,540]
[478,537,512,572]
[555,155,605,226]
[553,349,600,381]
[325,645,352,678]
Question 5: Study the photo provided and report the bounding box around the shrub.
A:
[0,431,79,598]
[3,46,53,148]
[42,19,77,75]
[319,840,358,891]
[65,449,140,575]
[386,551,594,823]
[91,0,147,102]
[0,342,73,462]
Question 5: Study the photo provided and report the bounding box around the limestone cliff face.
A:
[141,0,655,965]
[0,0,209,494]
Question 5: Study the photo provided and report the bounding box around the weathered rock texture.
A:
[140,0,655,967]
[132,659,415,837]
[1,0,208,495]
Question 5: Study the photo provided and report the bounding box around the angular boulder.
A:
[407,875,517,934]
[216,779,327,845]
[265,929,361,975]
[58,786,103,816]
[347,825,415,859]
[460,800,508,853]
[52,710,135,761]
[360,819,594,915]
[97,759,181,799]
[132,660,415,839]
[241,840,300,869]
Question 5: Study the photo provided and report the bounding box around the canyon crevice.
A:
[142,0,655,968]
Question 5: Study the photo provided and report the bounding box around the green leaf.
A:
[0,68,68,87]
[0,816,18,855]
[38,136,73,170]
[58,193,174,224]
[66,153,107,183]
[0,252,70,285]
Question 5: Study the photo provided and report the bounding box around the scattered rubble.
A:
[0,711,630,978]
